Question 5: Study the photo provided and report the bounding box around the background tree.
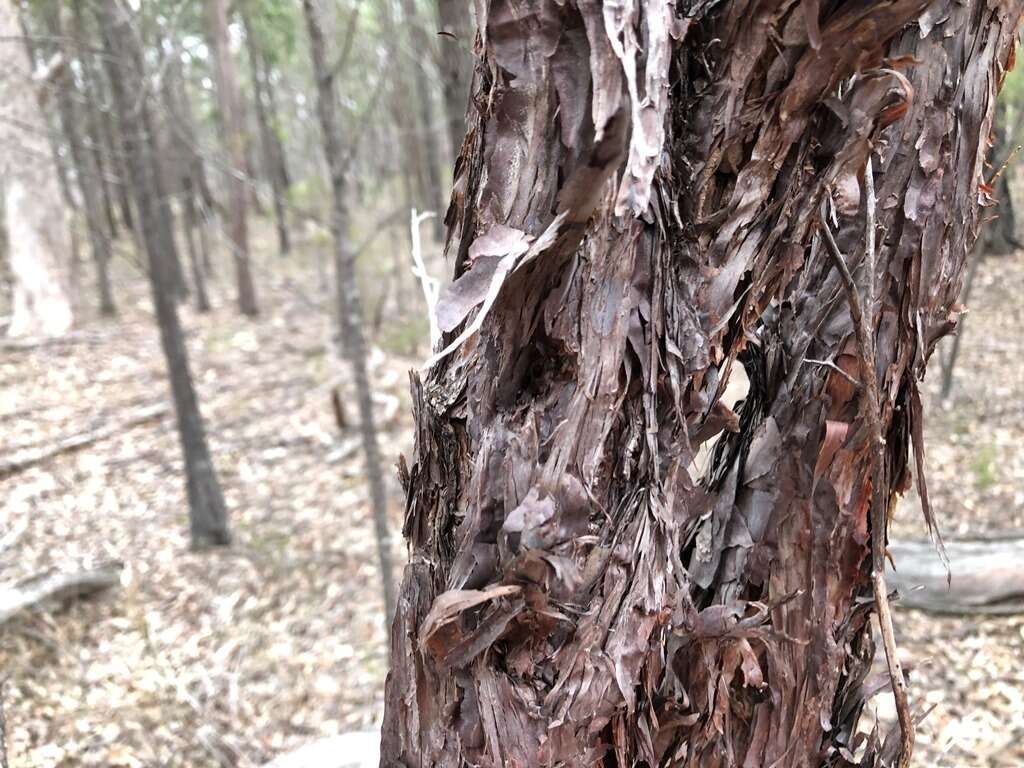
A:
[434,0,473,163]
[0,0,73,338]
[302,0,396,623]
[97,0,230,548]
[240,0,294,257]
[38,0,117,317]
[381,2,1022,767]
[205,0,259,316]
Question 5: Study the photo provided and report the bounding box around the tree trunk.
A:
[205,0,259,317]
[380,1,1022,767]
[44,0,117,317]
[159,39,210,312]
[0,0,73,338]
[302,0,396,623]
[400,0,446,241]
[97,0,230,549]
[70,0,119,241]
[183,178,212,314]
[434,0,473,164]
[241,7,291,257]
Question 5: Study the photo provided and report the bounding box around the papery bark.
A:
[382,1,1023,766]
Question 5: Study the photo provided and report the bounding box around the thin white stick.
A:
[409,208,441,347]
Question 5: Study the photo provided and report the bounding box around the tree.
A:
[380,2,1022,767]
[301,0,396,622]
[96,0,230,549]
[41,0,117,317]
[240,0,293,256]
[159,35,211,312]
[399,0,446,239]
[434,0,472,163]
[205,0,259,316]
[0,0,73,338]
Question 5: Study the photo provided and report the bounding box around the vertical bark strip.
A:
[382,1,1022,766]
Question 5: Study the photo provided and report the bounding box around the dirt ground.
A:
[1,219,1022,767]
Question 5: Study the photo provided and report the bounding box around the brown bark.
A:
[205,0,259,316]
[302,0,396,623]
[381,1,1022,766]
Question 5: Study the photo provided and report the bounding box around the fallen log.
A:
[0,561,123,626]
[0,403,168,480]
[887,538,1024,615]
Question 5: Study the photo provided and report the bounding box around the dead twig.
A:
[410,208,441,347]
[804,357,861,388]
[821,158,914,768]
[0,561,123,626]
[0,403,168,480]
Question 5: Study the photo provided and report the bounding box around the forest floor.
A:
[1,219,1022,767]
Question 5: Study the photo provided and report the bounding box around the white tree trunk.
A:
[0,0,73,338]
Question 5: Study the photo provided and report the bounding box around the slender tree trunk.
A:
[159,37,211,311]
[380,1,1022,766]
[70,0,118,241]
[205,0,259,316]
[0,0,73,338]
[44,0,117,317]
[97,0,230,548]
[302,0,396,623]
[400,0,446,240]
[260,49,292,191]
[182,178,212,313]
[434,0,473,164]
[240,7,291,256]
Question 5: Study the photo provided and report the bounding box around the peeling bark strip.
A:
[383,1,1022,766]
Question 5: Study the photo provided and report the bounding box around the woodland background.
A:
[0,0,1023,766]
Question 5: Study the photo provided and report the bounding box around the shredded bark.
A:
[383,1,1024,765]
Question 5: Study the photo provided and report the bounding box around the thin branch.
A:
[821,165,914,768]
[410,209,440,347]
[804,357,861,388]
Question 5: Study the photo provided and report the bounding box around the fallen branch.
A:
[0,403,168,479]
[0,561,123,626]
[0,330,108,352]
[822,161,915,768]
[887,538,1024,614]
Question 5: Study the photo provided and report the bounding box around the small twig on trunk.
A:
[822,158,914,768]
[804,357,861,389]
